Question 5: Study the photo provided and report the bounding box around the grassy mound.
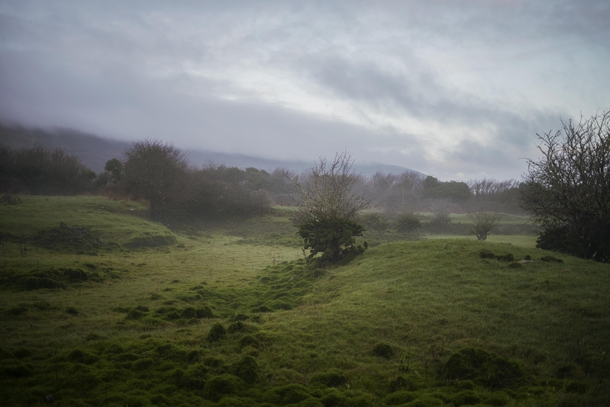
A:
[31,222,102,253]
[0,195,176,250]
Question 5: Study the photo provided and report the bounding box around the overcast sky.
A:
[1,0,608,180]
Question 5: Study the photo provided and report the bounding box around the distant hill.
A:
[0,124,131,173]
[0,123,424,177]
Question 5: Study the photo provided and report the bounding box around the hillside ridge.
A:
[0,123,423,177]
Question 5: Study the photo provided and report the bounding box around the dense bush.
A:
[297,217,366,263]
[121,140,191,221]
[521,111,610,262]
[119,142,272,223]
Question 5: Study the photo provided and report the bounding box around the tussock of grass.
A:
[1,196,609,406]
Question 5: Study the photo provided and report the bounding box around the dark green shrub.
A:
[297,217,366,264]
[207,323,227,342]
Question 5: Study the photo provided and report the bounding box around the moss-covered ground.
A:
[1,196,609,406]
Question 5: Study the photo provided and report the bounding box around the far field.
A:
[1,196,609,406]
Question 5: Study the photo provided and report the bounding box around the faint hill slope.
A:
[0,124,130,173]
[0,123,423,176]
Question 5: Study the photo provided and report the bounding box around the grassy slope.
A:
[1,197,609,406]
[0,195,175,248]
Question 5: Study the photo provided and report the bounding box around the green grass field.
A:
[1,196,609,406]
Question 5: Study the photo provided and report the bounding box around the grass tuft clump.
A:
[479,250,514,262]
[442,348,526,388]
[207,323,227,342]
[309,369,348,387]
[125,309,146,320]
[372,342,394,359]
[203,374,244,401]
[540,255,564,263]
[231,355,259,384]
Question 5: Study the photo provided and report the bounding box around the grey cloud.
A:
[310,54,566,150]
[1,0,608,181]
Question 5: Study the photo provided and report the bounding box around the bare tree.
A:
[521,111,610,261]
[469,212,502,241]
[293,151,369,222]
[292,152,369,263]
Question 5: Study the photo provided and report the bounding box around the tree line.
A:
[0,140,526,219]
[2,110,608,262]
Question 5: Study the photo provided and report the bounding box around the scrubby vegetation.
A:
[521,111,610,262]
[1,195,609,406]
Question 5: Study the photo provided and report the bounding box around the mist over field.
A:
[1,1,609,180]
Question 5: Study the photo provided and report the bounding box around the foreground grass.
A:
[1,196,609,406]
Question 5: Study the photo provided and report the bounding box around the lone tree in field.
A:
[520,111,610,262]
[293,152,369,264]
[122,140,190,221]
[469,212,502,241]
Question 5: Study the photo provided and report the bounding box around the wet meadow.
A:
[1,196,609,406]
